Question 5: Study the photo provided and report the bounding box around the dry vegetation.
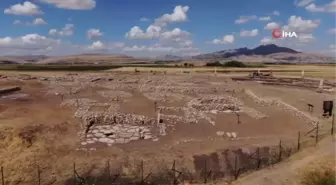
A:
[0,70,334,185]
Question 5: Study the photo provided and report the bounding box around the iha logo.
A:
[272,29,298,39]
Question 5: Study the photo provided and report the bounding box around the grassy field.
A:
[0,63,334,79]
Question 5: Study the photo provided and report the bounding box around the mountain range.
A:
[0,44,334,64]
[192,44,335,63]
[193,44,300,59]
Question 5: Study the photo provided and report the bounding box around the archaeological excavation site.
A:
[0,71,335,185]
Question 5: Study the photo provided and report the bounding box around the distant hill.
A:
[4,55,49,62]
[193,44,335,63]
[36,54,141,64]
[0,57,28,64]
[194,44,300,59]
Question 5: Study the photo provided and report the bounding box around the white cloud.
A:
[327,28,336,34]
[13,20,23,25]
[49,24,74,37]
[140,17,150,22]
[13,18,47,26]
[240,29,259,37]
[87,29,103,40]
[259,16,271,21]
[0,34,60,51]
[329,44,336,53]
[160,28,190,40]
[264,22,280,30]
[295,0,314,7]
[212,35,235,44]
[123,44,199,57]
[4,1,43,16]
[87,41,106,50]
[282,16,320,33]
[234,15,257,24]
[305,1,336,13]
[0,34,127,56]
[125,25,162,40]
[33,18,47,25]
[154,5,189,27]
[38,0,96,10]
[297,33,315,42]
[260,37,276,45]
[273,11,280,16]
[306,4,326,12]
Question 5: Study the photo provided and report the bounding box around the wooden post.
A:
[332,114,335,135]
[297,131,301,152]
[1,166,4,185]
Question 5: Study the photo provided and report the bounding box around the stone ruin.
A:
[244,89,318,126]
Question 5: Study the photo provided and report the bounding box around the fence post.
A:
[172,160,177,185]
[107,159,110,183]
[316,122,319,145]
[73,162,76,185]
[297,131,301,152]
[140,160,143,184]
[154,101,157,112]
[234,155,241,180]
[203,160,207,184]
[1,166,4,185]
[256,147,261,170]
[278,140,282,162]
[332,114,335,135]
[37,166,41,185]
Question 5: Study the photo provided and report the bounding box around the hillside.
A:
[0,57,28,64]
[193,44,335,63]
[36,54,141,64]
[194,44,300,59]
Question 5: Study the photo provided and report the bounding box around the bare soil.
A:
[0,72,334,185]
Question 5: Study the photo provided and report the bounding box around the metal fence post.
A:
[203,160,207,184]
[73,162,76,185]
[256,147,261,170]
[1,166,4,185]
[234,155,241,180]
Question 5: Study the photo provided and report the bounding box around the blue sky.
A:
[0,0,335,57]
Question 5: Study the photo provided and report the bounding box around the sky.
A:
[0,0,335,57]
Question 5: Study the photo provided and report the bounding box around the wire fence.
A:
[1,115,335,185]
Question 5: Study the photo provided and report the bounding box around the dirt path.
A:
[232,136,335,185]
